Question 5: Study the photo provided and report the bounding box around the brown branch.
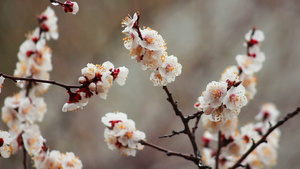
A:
[132,12,143,41]
[215,131,222,169]
[159,129,185,138]
[23,145,27,169]
[246,27,256,56]
[139,140,197,161]
[186,111,204,122]
[0,73,82,91]
[140,140,211,169]
[229,106,300,169]
[49,0,64,6]
[162,86,203,167]
[192,112,203,136]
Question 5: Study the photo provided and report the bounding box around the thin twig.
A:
[0,73,82,91]
[186,111,204,122]
[162,86,202,167]
[23,145,27,169]
[139,140,211,169]
[229,107,300,169]
[159,130,185,138]
[192,112,203,136]
[215,131,222,169]
[139,140,197,161]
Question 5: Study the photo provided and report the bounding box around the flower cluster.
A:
[122,13,182,86]
[34,149,83,169]
[201,103,281,169]
[62,62,129,112]
[194,79,247,122]
[194,29,265,122]
[14,7,58,94]
[2,90,46,130]
[101,112,146,156]
[51,0,79,15]
[237,28,265,100]
[1,7,83,168]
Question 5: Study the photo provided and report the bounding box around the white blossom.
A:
[39,7,59,40]
[202,81,227,109]
[62,91,89,112]
[0,131,12,158]
[140,27,166,51]
[102,112,146,156]
[114,66,129,86]
[122,13,138,33]
[245,29,265,43]
[61,152,83,169]
[255,103,280,123]
[22,125,45,156]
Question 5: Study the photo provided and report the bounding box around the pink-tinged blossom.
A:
[102,112,146,156]
[0,76,4,94]
[0,131,12,158]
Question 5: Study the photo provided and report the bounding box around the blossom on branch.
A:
[194,80,247,121]
[101,112,146,156]
[34,149,83,169]
[2,90,47,128]
[62,62,129,112]
[62,1,79,15]
[122,12,182,86]
[22,124,45,156]
[38,7,59,41]
[13,7,58,94]
[51,0,79,15]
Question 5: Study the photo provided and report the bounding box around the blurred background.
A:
[1,0,300,168]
